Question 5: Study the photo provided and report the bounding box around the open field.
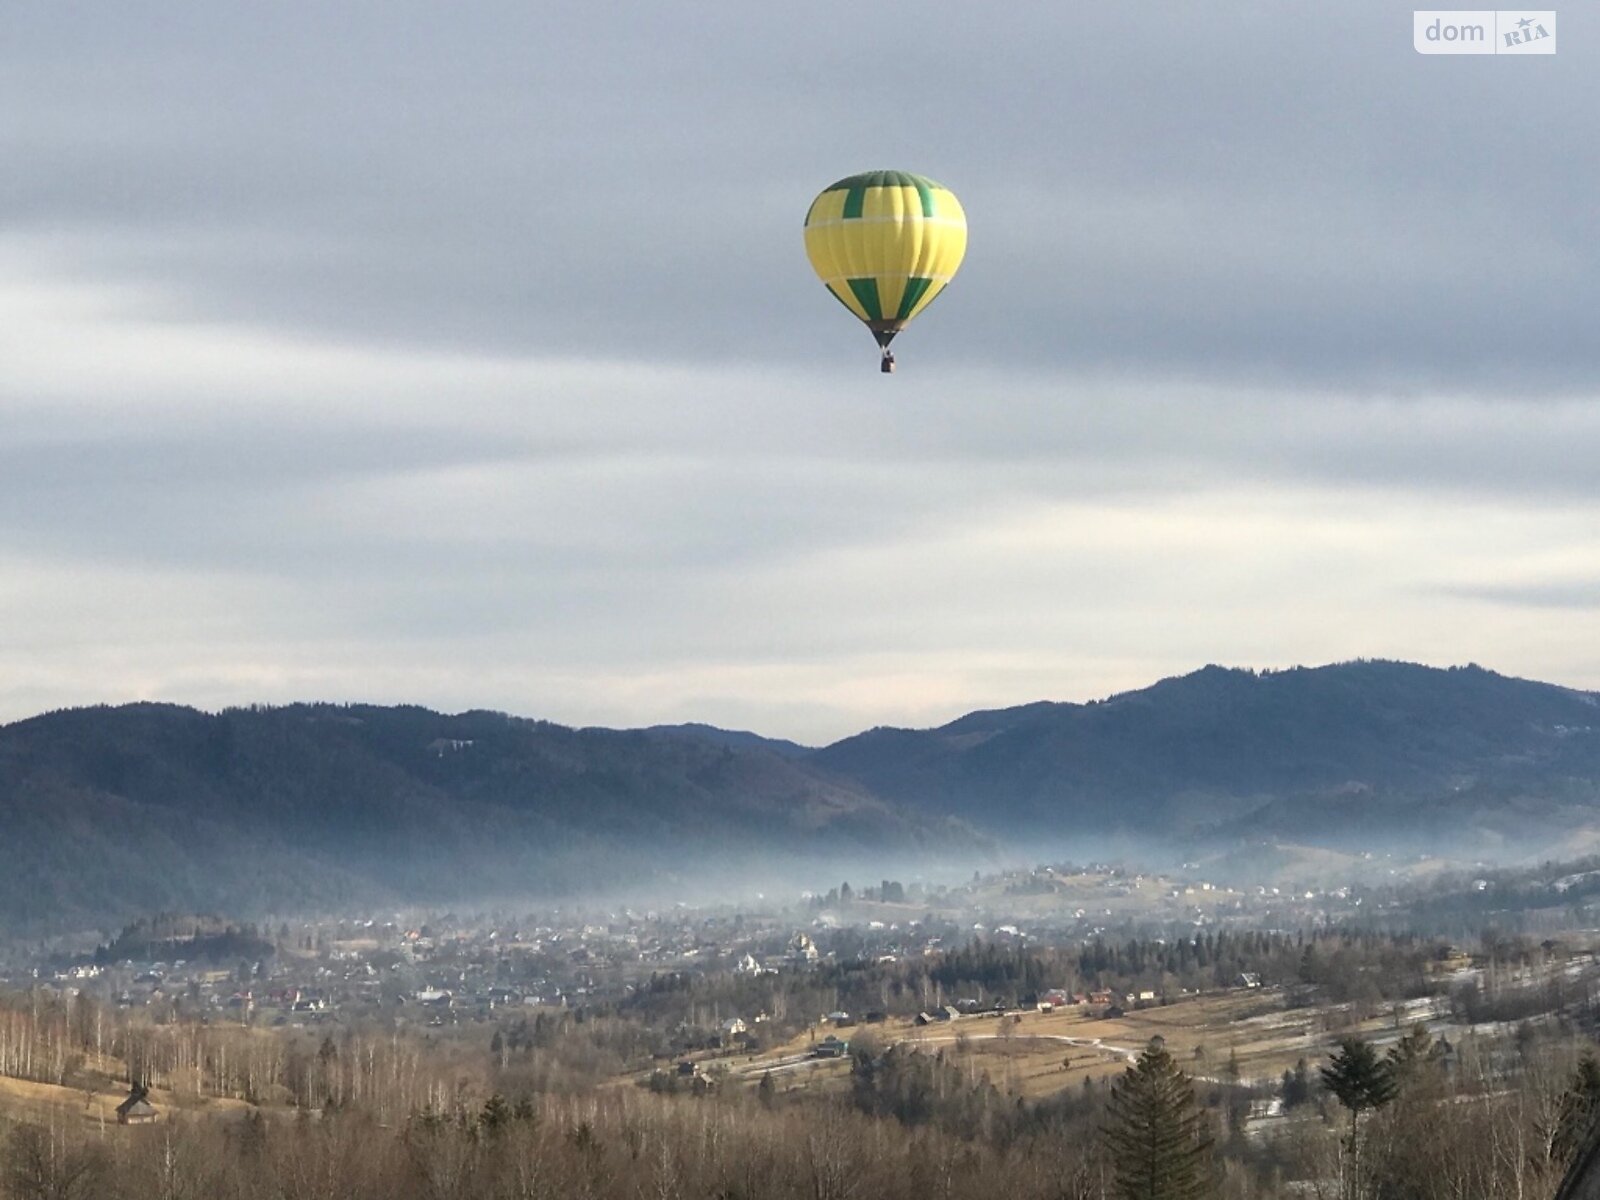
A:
[715,982,1501,1100]
[0,1072,253,1132]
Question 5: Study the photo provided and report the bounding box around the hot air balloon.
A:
[803,170,967,372]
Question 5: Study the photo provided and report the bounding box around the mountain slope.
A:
[810,661,1600,847]
[0,703,976,931]
[9,661,1600,932]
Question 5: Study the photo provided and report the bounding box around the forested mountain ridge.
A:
[0,702,976,931]
[7,661,1600,932]
[810,660,1600,851]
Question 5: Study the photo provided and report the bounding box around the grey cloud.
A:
[4,3,1600,740]
[1436,580,1600,610]
[1,3,1595,387]
[4,359,1599,603]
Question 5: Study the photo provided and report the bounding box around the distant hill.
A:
[8,661,1600,932]
[811,661,1600,856]
[0,703,976,933]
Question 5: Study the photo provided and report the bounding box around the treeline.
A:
[1357,855,1600,940]
[618,929,1462,1054]
[12,971,1600,1197]
[1450,958,1600,1026]
[91,916,275,967]
[0,990,455,1118]
[0,985,695,1114]
[0,1087,1111,1200]
[6,1019,1600,1197]
[11,932,1600,1196]
[898,928,1452,1009]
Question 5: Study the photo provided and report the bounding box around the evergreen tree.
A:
[1553,1050,1600,1167]
[1222,1048,1241,1083]
[479,1093,510,1136]
[1280,1058,1311,1108]
[1102,1037,1215,1200]
[1384,1023,1442,1093]
[1321,1038,1396,1200]
[1322,1037,1396,1128]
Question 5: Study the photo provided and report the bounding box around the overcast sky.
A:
[1,3,1595,744]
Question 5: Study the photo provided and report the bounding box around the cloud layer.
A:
[1,3,1597,741]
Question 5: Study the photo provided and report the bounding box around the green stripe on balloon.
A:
[896,276,933,320]
[847,278,883,322]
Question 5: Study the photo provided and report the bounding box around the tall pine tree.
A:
[1553,1050,1600,1168]
[1102,1037,1215,1200]
[1321,1037,1397,1200]
[1384,1023,1441,1090]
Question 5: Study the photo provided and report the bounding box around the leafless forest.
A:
[4,955,1600,1200]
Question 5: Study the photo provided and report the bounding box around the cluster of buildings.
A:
[0,859,1407,1030]
[6,907,952,1027]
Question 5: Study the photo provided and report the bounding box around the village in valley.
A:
[5,855,1600,1198]
[3,862,1408,1034]
[5,858,1596,1115]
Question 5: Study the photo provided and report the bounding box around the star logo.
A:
[1517,16,1534,28]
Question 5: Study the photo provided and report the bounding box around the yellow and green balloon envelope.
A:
[803,170,967,372]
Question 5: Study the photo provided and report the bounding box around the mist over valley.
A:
[5,659,1600,935]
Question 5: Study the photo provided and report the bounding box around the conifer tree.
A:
[1321,1038,1396,1200]
[1223,1047,1240,1083]
[1102,1037,1215,1200]
[1280,1057,1311,1108]
[1554,1050,1600,1167]
[1384,1023,1439,1086]
[479,1092,509,1136]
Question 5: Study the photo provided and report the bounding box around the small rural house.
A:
[117,1085,158,1126]
[813,1035,850,1059]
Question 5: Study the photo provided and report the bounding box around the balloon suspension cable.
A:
[880,348,896,373]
